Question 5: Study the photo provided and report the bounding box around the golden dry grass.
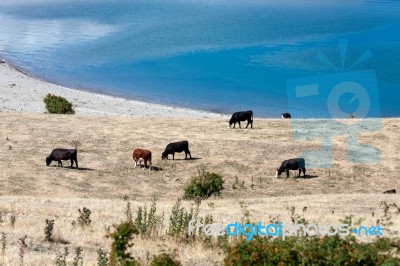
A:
[0,113,399,265]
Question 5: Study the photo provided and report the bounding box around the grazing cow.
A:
[162,141,191,160]
[46,148,78,168]
[132,148,152,170]
[228,110,253,128]
[282,112,291,119]
[276,158,306,178]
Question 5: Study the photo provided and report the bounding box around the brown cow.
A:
[132,148,152,170]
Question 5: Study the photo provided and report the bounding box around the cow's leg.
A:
[188,150,192,159]
[251,119,253,128]
[172,153,175,160]
[246,120,249,128]
[303,168,306,177]
[286,169,289,178]
[70,159,74,168]
[134,159,137,168]
[148,160,152,171]
[238,121,241,128]
[58,160,63,167]
[143,159,147,170]
[75,159,78,169]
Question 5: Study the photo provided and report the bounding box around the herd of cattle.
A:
[45,110,306,178]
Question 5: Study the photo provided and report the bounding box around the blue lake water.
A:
[0,0,399,117]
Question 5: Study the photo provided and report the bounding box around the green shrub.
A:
[134,200,164,238]
[107,221,139,266]
[44,93,75,114]
[149,253,181,266]
[224,235,400,266]
[168,198,196,239]
[184,167,224,200]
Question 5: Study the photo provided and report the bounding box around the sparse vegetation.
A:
[71,140,82,149]
[44,219,55,242]
[18,235,27,266]
[232,176,245,190]
[10,215,16,228]
[55,247,69,266]
[125,202,133,222]
[72,247,83,266]
[378,201,399,230]
[287,206,308,225]
[1,232,6,262]
[43,93,75,114]
[184,167,224,200]
[97,249,109,266]
[72,207,91,228]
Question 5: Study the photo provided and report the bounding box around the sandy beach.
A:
[0,61,224,118]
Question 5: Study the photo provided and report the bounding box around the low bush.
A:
[72,207,91,228]
[97,249,109,266]
[149,253,181,266]
[224,235,400,265]
[134,200,164,238]
[168,198,195,239]
[44,93,75,114]
[184,167,224,200]
[107,221,139,266]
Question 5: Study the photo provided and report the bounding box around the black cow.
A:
[276,158,305,178]
[46,148,78,168]
[282,112,291,119]
[228,110,253,128]
[162,141,191,160]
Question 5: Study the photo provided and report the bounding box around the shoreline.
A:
[0,60,225,118]
[1,60,398,120]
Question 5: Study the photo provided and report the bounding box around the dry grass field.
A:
[0,113,399,265]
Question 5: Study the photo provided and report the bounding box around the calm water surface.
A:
[0,0,399,117]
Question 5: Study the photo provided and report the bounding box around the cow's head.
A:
[46,157,52,166]
[227,120,233,128]
[275,168,280,178]
[161,152,168,160]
